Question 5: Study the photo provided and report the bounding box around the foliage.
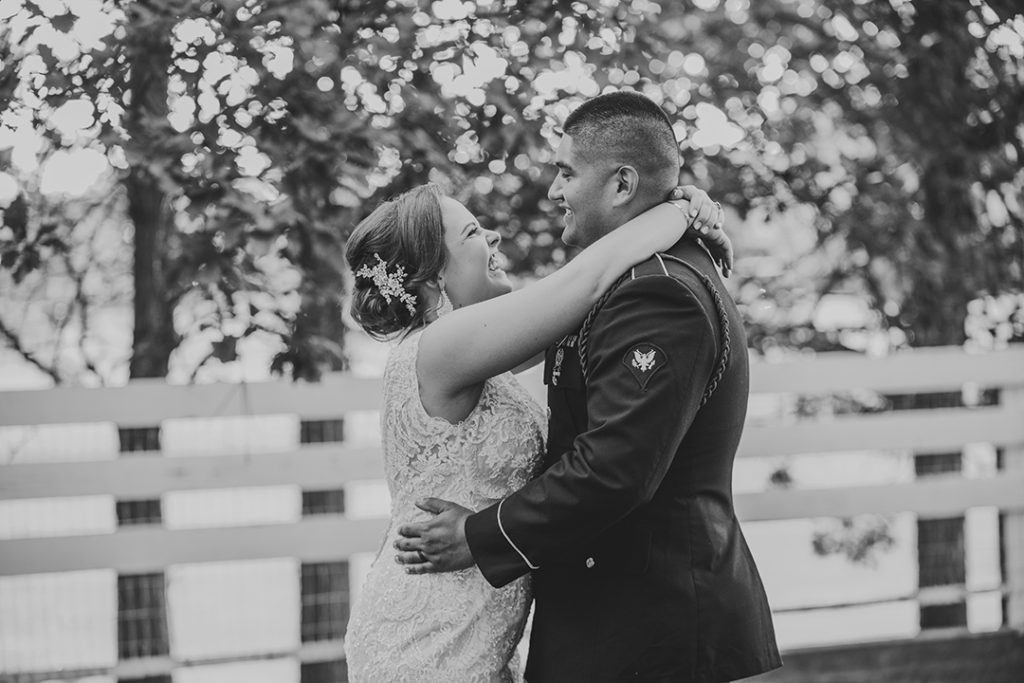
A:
[639,0,1024,350]
[812,515,896,567]
[0,0,1022,383]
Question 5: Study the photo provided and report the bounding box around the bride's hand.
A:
[667,185,733,277]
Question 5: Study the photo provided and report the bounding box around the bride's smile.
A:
[437,196,512,309]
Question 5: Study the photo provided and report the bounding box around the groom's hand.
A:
[394,498,475,574]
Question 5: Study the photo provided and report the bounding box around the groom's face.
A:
[547,135,618,249]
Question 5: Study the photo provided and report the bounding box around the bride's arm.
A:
[418,201,696,396]
[512,351,545,375]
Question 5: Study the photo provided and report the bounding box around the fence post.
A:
[115,425,170,668]
[1003,386,1024,629]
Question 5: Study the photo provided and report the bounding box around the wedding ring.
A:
[417,550,427,563]
[714,201,722,210]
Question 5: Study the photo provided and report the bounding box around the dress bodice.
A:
[381,331,546,520]
[346,330,546,683]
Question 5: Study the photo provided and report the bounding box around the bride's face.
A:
[437,196,511,307]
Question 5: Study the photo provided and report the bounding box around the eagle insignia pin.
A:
[622,343,666,389]
[632,348,656,372]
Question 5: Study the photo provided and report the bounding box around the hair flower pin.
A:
[356,253,418,316]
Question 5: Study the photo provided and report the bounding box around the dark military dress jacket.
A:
[464,238,782,682]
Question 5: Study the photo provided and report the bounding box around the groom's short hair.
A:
[563,91,680,195]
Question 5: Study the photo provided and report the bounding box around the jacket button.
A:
[585,557,595,569]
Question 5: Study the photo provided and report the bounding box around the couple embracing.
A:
[343,92,781,683]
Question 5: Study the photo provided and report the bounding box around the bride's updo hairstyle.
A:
[346,183,448,339]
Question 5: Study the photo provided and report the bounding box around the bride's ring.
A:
[714,201,722,211]
[417,550,427,563]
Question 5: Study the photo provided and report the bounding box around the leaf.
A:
[195,264,221,286]
[211,335,238,363]
[50,12,75,33]
[35,44,56,69]
[12,246,40,283]
[37,233,70,254]
[36,221,59,239]
[2,195,28,240]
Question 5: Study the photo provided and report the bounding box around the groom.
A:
[396,91,781,682]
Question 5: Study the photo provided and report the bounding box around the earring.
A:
[434,288,454,318]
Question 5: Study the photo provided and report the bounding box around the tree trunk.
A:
[124,4,177,379]
[126,172,177,379]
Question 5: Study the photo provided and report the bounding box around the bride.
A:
[342,182,728,682]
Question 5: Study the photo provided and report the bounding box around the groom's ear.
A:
[611,165,640,207]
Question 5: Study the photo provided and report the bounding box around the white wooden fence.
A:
[1,344,1023,679]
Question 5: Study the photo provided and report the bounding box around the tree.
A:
[1,0,1021,386]
[0,0,679,381]
[588,0,1022,351]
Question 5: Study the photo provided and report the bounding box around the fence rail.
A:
[1,345,1022,569]
[1,343,1023,679]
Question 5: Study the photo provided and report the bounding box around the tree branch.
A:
[0,314,62,384]
[59,249,106,385]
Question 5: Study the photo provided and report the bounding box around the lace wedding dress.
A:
[346,331,546,683]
